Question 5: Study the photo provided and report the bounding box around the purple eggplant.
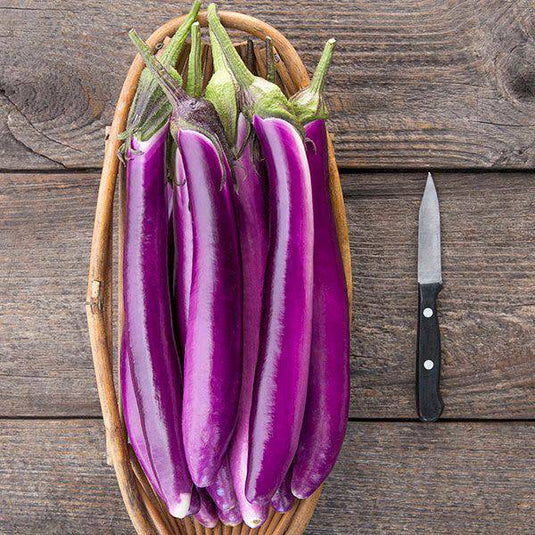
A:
[290,40,350,500]
[121,122,192,517]
[129,30,242,488]
[171,147,192,352]
[204,34,269,526]
[247,116,314,503]
[271,469,296,513]
[171,22,201,353]
[180,129,242,486]
[208,5,313,504]
[206,456,238,512]
[228,116,270,527]
[188,486,201,516]
[194,489,219,528]
[218,506,243,527]
[121,344,162,498]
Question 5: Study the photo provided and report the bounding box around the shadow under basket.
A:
[86,10,352,535]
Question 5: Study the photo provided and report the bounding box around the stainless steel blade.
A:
[418,173,442,284]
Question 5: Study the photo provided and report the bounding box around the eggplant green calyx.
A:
[291,38,336,124]
[186,22,203,98]
[205,28,239,147]
[123,0,201,143]
[129,29,235,180]
[207,4,303,135]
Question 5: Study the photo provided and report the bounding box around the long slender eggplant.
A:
[271,469,295,513]
[206,456,238,512]
[121,119,192,517]
[194,489,219,528]
[205,32,269,527]
[188,486,201,516]
[229,117,270,526]
[218,506,243,527]
[172,146,192,352]
[208,5,314,504]
[172,22,201,353]
[129,30,242,488]
[121,345,162,498]
[290,40,350,499]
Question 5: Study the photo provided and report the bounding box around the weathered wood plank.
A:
[0,0,534,170]
[1,171,534,417]
[0,420,533,534]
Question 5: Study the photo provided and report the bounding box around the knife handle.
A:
[417,282,444,422]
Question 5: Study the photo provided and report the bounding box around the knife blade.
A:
[417,172,444,422]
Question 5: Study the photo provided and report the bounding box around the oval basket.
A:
[86,10,352,535]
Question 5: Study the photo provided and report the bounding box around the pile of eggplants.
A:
[120,2,349,528]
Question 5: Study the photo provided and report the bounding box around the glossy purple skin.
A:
[121,126,192,518]
[229,115,269,527]
[121,346,162,498]
[194,489,219,528]
[179,129,242,488]
[172,147,193,353]
[246,116,314,504]
[291,119,350,499]
[218,506,243,527]
[188,487,201,515]
[207,455,238,512]
[271,469,295,513]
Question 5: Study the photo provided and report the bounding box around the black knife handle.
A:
[417,282,444,422]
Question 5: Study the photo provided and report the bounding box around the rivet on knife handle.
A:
[417,173,444,422]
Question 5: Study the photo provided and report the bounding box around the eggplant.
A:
[247,115,314,503]
[206,456,238,513]
[172,22,202,353]
[121,344,162,498]
[204,33,269,526]
[207,5,314,504]
[121,122,192,517]
[171,146,192,352]
[129,30,242,488]
[290,40,350,500]
[218,506,243,527]
[188,486,201,515]
[194,489,219,528]
[271,468,296,513]
[228,116,270,526]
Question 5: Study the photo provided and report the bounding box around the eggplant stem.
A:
[160,0,201,67]
[186,22,203,98]
[309,38,336,95]
[207,4,255,88]
[129,29,189,107]
[209,28,227,73]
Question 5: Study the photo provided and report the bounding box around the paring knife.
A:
[417,173,444,422]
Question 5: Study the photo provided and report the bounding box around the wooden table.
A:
[1,1,534,533]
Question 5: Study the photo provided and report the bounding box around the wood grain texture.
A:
[1,171,533,418]
[0,420,533,534]
[0,0,534,170]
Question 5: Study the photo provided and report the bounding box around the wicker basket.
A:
[86,10,352,535]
